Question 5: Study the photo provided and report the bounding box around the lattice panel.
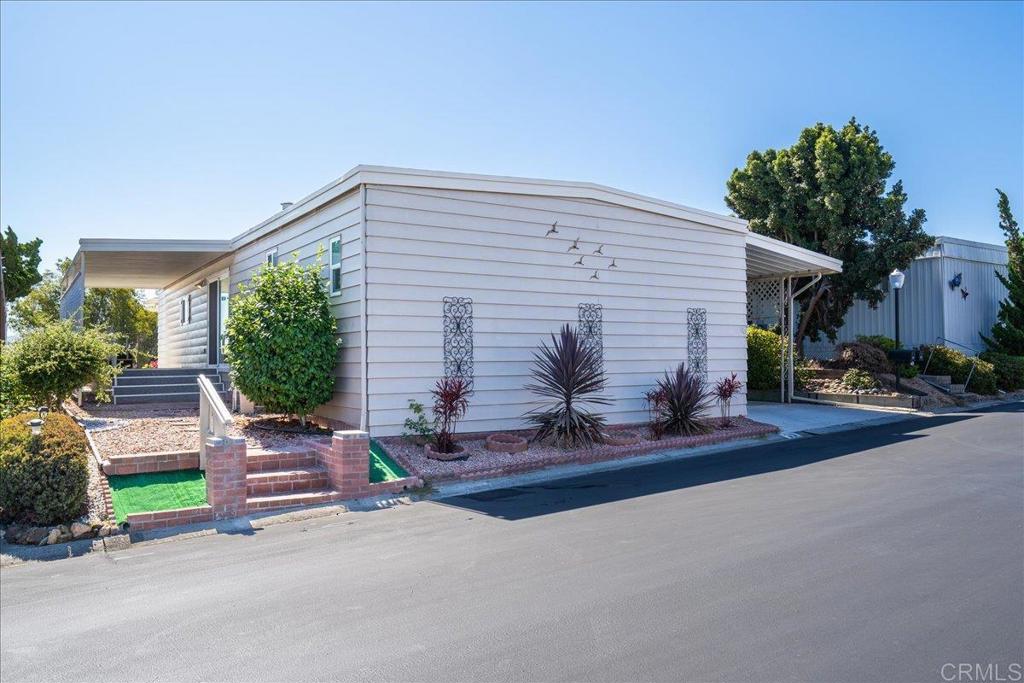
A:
[577,303,604,369]
[443,296,474,381]
[687,307,708,379]
[747,278,784,328]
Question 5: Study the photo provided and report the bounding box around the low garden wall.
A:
[102,450,200,476]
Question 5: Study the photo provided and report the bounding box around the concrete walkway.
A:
[747,400,911,434]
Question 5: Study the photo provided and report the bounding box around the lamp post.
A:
[889,269,906,389]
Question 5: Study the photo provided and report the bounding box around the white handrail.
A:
[198,374,233,470]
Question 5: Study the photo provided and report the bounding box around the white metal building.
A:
[804,236,1009,358]
[61,166,841,435]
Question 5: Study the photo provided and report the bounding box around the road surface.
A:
[2,404,1022,682]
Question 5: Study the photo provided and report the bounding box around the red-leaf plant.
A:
[431,377,472,454]
[713,372,744,427]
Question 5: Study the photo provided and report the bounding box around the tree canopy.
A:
[725,118,933,350]
[0,226,43,341]
[981,190,1024,355]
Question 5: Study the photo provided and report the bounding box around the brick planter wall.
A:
[103,450,200,476]
[205,436,248,520]
[126,505,214,531]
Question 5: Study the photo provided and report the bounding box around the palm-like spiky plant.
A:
[650,362,713,438]
[524,324,610,449]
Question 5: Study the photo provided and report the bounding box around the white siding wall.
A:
[939,255,1008,353]
[229,189,364,427]
[157,255,232,369]
[364,185,748,436]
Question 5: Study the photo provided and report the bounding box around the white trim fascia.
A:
[746,232,843,274]
[78,238,232,252]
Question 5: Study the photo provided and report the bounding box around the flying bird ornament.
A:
[545,221,559,237]
[608,258,618,269]
[573,256,585,266]
[592,244,604,255]
[568,236,581,252]
[949,272,962,290]
[961,288,970,300]
[590,270,599,280]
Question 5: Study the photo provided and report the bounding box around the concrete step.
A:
[920,374,952,385]
[114,390,231,405]
[119,368,210,377]
[950,384,967,394]
[245,489,344,513]
[246,448,318,473]
[116,374,222,387]
[115,382,224,396]
[245,466,329,497]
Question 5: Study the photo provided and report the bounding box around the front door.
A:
[207,280,220,365]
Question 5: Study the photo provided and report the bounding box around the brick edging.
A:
[102,450,200,476]
[126,505,214,531]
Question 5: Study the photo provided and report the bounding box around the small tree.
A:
[225,257,338,425]
[7,321,121,410]
[982,190,1024,356]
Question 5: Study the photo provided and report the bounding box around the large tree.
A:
[726,118,933,351]
[0,226,43,342]
[981,189,1024,355]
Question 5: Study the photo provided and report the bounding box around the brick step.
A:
[245,466,329,496]
[245,448,318,473]
[246,489,344,513]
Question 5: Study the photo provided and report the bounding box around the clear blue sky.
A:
[2,1,1022,271]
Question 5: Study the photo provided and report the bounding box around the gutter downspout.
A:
[359,184,370,432]
[787,272,823,404]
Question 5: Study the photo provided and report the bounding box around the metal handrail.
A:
[921,336,981,392]
[198,374,233,470]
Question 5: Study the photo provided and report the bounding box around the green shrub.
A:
[6,321,121,410]
[841,369,879,391]
[899,364,920,379]
[835,341,892,374]
[747,326,784,390]
[922,345,998,395]
[856,335,899,352]
[979,351,1024,391]
[225,256,339,424]
[0,412,90,524]
[0,342,34,419]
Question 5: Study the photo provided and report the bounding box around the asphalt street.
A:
[2,403,1022,682]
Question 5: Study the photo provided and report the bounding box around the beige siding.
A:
[229,189,364,428]
[364,185,748,436]
[157,255,232,368]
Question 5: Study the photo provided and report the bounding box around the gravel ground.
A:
[83,448,110,522]
[378,416,777,482]
[66,403,325,457]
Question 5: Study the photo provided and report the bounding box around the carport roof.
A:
[746,232,842,279]
[72,238,232,289]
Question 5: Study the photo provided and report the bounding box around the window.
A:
[266,249,278,266]
[180,298,186,324]
[186,293,192,323]
[329,236,342,295]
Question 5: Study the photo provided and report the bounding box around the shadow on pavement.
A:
[434,411,990,521]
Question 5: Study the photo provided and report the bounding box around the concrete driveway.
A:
[1,403,1022,682]
[747,400,910,434]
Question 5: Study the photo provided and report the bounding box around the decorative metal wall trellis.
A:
[442,296,474,381]
[577,303,604,368]
[686,307,708,379]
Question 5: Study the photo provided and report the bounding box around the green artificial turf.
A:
[370,439,409,483]
[108,469,208,524]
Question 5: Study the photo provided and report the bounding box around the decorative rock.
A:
[602,431,641,447]
[98,526,110,537]
[485,433,529,454]
[45,528,61,545]
[424,442,468,461]
[23,526,49,545]
[70,522,92,539]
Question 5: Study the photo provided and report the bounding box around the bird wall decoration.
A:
[545,221,559,237]
[608,258,618,269]
[949,272,962,290]
[961,288,969,300]
[592,244,604,255]
[590,270,599,280]
[574,256,585,266]
[568,236,581,252]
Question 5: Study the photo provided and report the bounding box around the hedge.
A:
[921,345,998,395]
[978,351,1024,391]
[747,326,783,390]
[0,412,90,525]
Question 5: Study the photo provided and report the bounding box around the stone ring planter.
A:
[602,431,641,447]
[424,442,468,461]
[485,433,529,454]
